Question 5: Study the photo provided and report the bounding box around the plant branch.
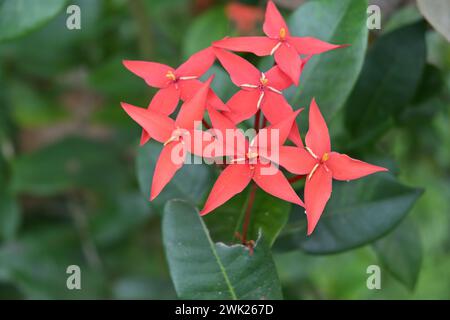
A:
[241,183,257,244]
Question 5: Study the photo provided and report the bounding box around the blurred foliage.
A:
[0,0,448,299]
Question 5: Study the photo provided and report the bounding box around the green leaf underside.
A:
[163,200,282,299]
[275,174,422,254]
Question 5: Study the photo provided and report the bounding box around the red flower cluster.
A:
[121,1,387,235]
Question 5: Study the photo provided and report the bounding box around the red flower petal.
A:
[176,77,212,130]
[304,165,332,235]
[184,129,217,158]
[213,48,260,86]
[123,60,172,88]
[327,152,388,181]
[260,91,303,147]
[226,89,260,123]
[274,44,302,85]
[200,164,252,215]
[121,102,175,143]
[265,65,293,91]
[305,98,330,158]
[213,36,278,56]
[263,0,289,39]
[179,79,228,112]
[277,146,316,175]
[176,46,216,77]
[150,142,185,200]
[289,36,342,55]
[253,163,304,206]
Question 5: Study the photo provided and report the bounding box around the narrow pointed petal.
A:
[184,129,217,158]
[276,146,317,175]
[263,0,289,38]
[226,89,260,123]
[213,48,260,86]
[150,143,185,200]
[148,85,180,115]
[327,152,388,181]
[176,77,212,130]
[213,37,278,56]
[123,60,172,88]
[253,163,304,206]
[179,79,228,111]
[200,164,252,215]
[265,65,293,91]
[274,44,302,85]
[260,92,303,147]
[289,36,343,55]
[256,109,301,150]
[121,102,175,143]
[305,165,332,235]
[176,47,215,77]
[305,98,330,157]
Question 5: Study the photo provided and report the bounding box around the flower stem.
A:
[202,119,211,129]
[241,183,257,245]
[254,109,261,132]
[288,175,304,183]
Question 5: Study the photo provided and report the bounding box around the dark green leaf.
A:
[163,200,282,299]
[373,218,423,290]
[204,187,290,247]
[0,191,20,241]
[344,22,426,146]
[275,174,422,254]
[287,0,368,119]
[136,141,213,212]
[0,0,67,42]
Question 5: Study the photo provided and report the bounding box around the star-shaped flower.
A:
[123,47,227,145]
[121,78,215,200]
[200,110,304,216]
[277,99,388,234]
[213,0,342,85]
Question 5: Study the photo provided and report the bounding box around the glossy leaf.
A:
[373,218,423,290]
[344,22,426,146]
[204,187,291,247]
[275,174,422,254]
[163,200,282,299]
[0,192,20,241]
[287,0,368,119]
[0,0,66,42]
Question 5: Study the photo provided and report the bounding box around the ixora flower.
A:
[213,0,343,85]
[123,47,228,145]
[200,110,304,216]
[121,78,215,200]
[277,99,388,235]
[214,48,302,146]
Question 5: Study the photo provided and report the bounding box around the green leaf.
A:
[287,0,368,119]
[136,141,213,212]
[373,218,423,290]
[0,0,67,42]
[275,174,422,254]
[11,137,127,196]
[344,22,426,146]
[0,191,20,241]
[183,6,230,59]
[417,0,450,42]
[163,200,282,299]
[204,188,290,247]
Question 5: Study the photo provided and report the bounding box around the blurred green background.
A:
[0,0,449,299]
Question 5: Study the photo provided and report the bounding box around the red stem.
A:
[241,183,257,245]
[288,175,305,183]
[202,119,211,129]
[254,109,261,132]
[262,117,267,128]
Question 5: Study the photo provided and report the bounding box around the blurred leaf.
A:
[201,64,237,102]
[275,174,422,254]
[287,0,368,119]
[162,200,282,299]
[0,0,66,42]
[417,0,450,42]
[183,6,230,59]
[373,218,423,290]
[344,22,426,147]
[0,191,20,241]
[204,188,290,247]
[384,5,422,33]
[136,141,212,212]
[11,137,127,196]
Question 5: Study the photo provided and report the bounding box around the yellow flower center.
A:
[322,152,329,162]
[260,77,268,86]
[279,28,286,40]
[166,70,176,81]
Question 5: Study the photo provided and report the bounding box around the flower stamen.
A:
[166,70,177,81]
[308,163,320,180]
[279,27,286,40]
[305,146,319,160]
[270,42,282,55]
